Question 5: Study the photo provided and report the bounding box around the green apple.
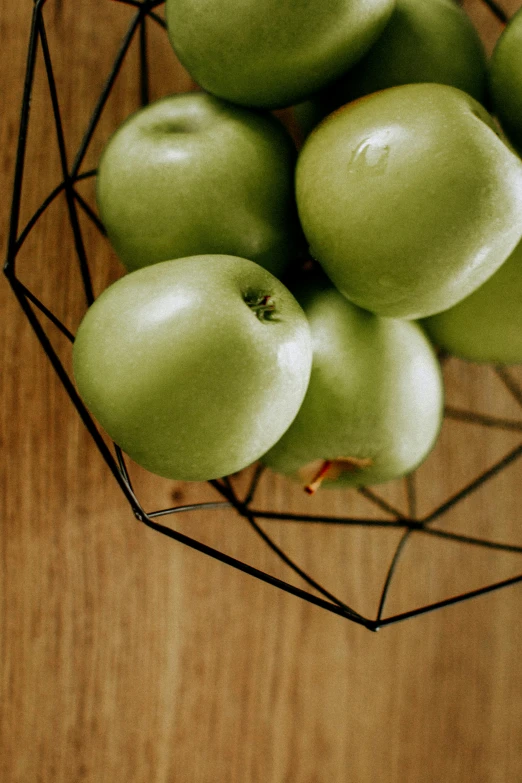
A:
[165,0,395,109]
[72,255,313,482]
[96,92,302,276]
[261,273,444,490]
[295,0,487,136]
[422,237,522,365]
[296,83,522,320]
[489,6,522,155]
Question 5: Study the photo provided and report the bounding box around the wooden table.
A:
[2,2,522,780]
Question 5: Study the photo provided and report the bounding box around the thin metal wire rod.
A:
[406,473,417,519]
[420,526,522,554]
[148,502,232,519]
[215,474,239,508]
[13,181,65,255]
[248,509,416,527]
[110,0,165,8]
[12,281,75,343]
[12,168,97,260]
[377,572,522,629]
[113,447,229,520]
[75,169,97,181]
[115,444,135,495]
[495,365,522,408]
[148,11,167,29]
[4,2,42,276]
[375,454,418,623]
[110,0,146,6]
[444,406,522,432]
[73,189,106,236]
[221,475,235,495]
[70,9,143,179]
[480,0,509,24]
[208,477,232,498]
[243,463,266,506]
[421,442,522,524]
[110,0,169,26]
[111,450,232,526]
[38,12,94,306]
[139,14,149,106]
[358,486,408,519]
[375,529,413,624]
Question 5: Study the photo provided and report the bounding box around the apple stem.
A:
[247,294,277,321]
[305,460,333,495]
[304,456,373,494]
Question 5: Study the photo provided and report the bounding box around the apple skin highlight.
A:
[296,83,522,320]
[294,0,488,137]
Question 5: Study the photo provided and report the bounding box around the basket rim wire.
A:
[4,0,522,631]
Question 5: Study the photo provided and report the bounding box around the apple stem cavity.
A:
[245,293,277,322]
[304,456,374,494]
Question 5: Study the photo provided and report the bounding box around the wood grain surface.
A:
[2,2,522,781]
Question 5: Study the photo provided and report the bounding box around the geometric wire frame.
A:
[5,0,521,631]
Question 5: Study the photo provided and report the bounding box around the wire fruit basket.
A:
[5,0,522,631]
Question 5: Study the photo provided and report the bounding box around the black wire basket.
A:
[5,0,522,631]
